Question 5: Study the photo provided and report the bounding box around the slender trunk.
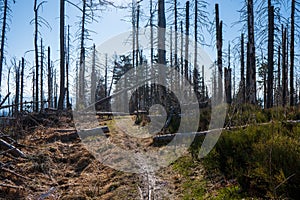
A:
[7,68,11,115]
[247,0,256,104]
[158,0,166,65]
[158,0,166,107]
[185,1,190,81]
[40,39,44,110]
[174,0,178,70]
[58,0,65,109]
[216,4,223,100]
[225,42,232,104]
[66,25,70,108]
[91,44,96,105]
[241,33,245,103]
[136,4,140,68]
[34,0,39,112]
[181,21,183,76]
[277,45,281,97]
[194,0,198,94]
[48,46,52,108]
[267,3,274,108]
[20,58,25,112]
[78,0,86,108]
[54,69,58,108]
[32,70,35,111]
[132,0,136,71]
[0,0,8,91]
[15,63,20,116]
[282,26,287,107]
[290,0,295,106]
[105,54,108,97]
[202,65,205,100]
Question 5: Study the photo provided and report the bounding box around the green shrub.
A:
[200,123,300,199]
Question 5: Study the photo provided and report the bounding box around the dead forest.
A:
[0,0,300,199]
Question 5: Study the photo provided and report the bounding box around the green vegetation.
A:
[189,107,300,199]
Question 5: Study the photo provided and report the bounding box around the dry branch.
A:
[0,139,26,158]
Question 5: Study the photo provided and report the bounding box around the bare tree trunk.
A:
[7,67,11,115]
[158,0,166,65]
[47,46,52,108]
[267,2,274,108]
[20,57,25,112]
[225,42,232,104]
[277,45,281,106]
[32,70,35,111]
[194,0,198,94]
[180,21,184,83]
[105,54,108,97]
[34,0,39,112]
[54,69,58,109]
[185,1,190,81]
[132,0,136,71]
[14,62,20,116]
[215,4,223,100]
[247,0,256,104]
[58,0,65,110]
[91,44,96,105]
[66,25,70,108]
[240,33,245,103]
[0,0,8,92]
[174,0,179,91]
[202,65,205,101]
[290,0,295,106]
[282,26,288,107]
[158,0,166,107]
[150,0,154,68]
[40,39,44,110]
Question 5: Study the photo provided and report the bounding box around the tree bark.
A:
[40,39,44,110]
[216,4,223,101]
[58,0,65,110]
[20,58,25,112]
[34,0,39,112]
[66,25,70,108]
[91,44,96,105]
[290,0,295,106]
[240,33,245,103]
[247,0,256,104]
[0,0,8,91]
[185,1,190,81]
[282,26,288,107]
[267,3,274,108]
[47,46,53,108]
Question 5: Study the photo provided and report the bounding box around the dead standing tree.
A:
[58,0,65,110]
[246,0,256,104]
[0,0,15,95]
[215,4,223,101]
[267,1,274,108]
[290,0,295,106]
[32,0,49,112]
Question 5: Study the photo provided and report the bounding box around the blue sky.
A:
[1,0,251,102]
[5,0,242,64]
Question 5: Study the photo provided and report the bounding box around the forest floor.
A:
[0,113,237,200]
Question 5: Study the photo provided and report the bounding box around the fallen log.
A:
[0,183,23,190]
[78,126,110,140]
[0,139,26,158]
[0,92,11,108]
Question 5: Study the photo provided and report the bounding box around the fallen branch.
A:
[0,92,11,108]
[0,139,26,158]
[1,167,30,180]
[0,183,23,190]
